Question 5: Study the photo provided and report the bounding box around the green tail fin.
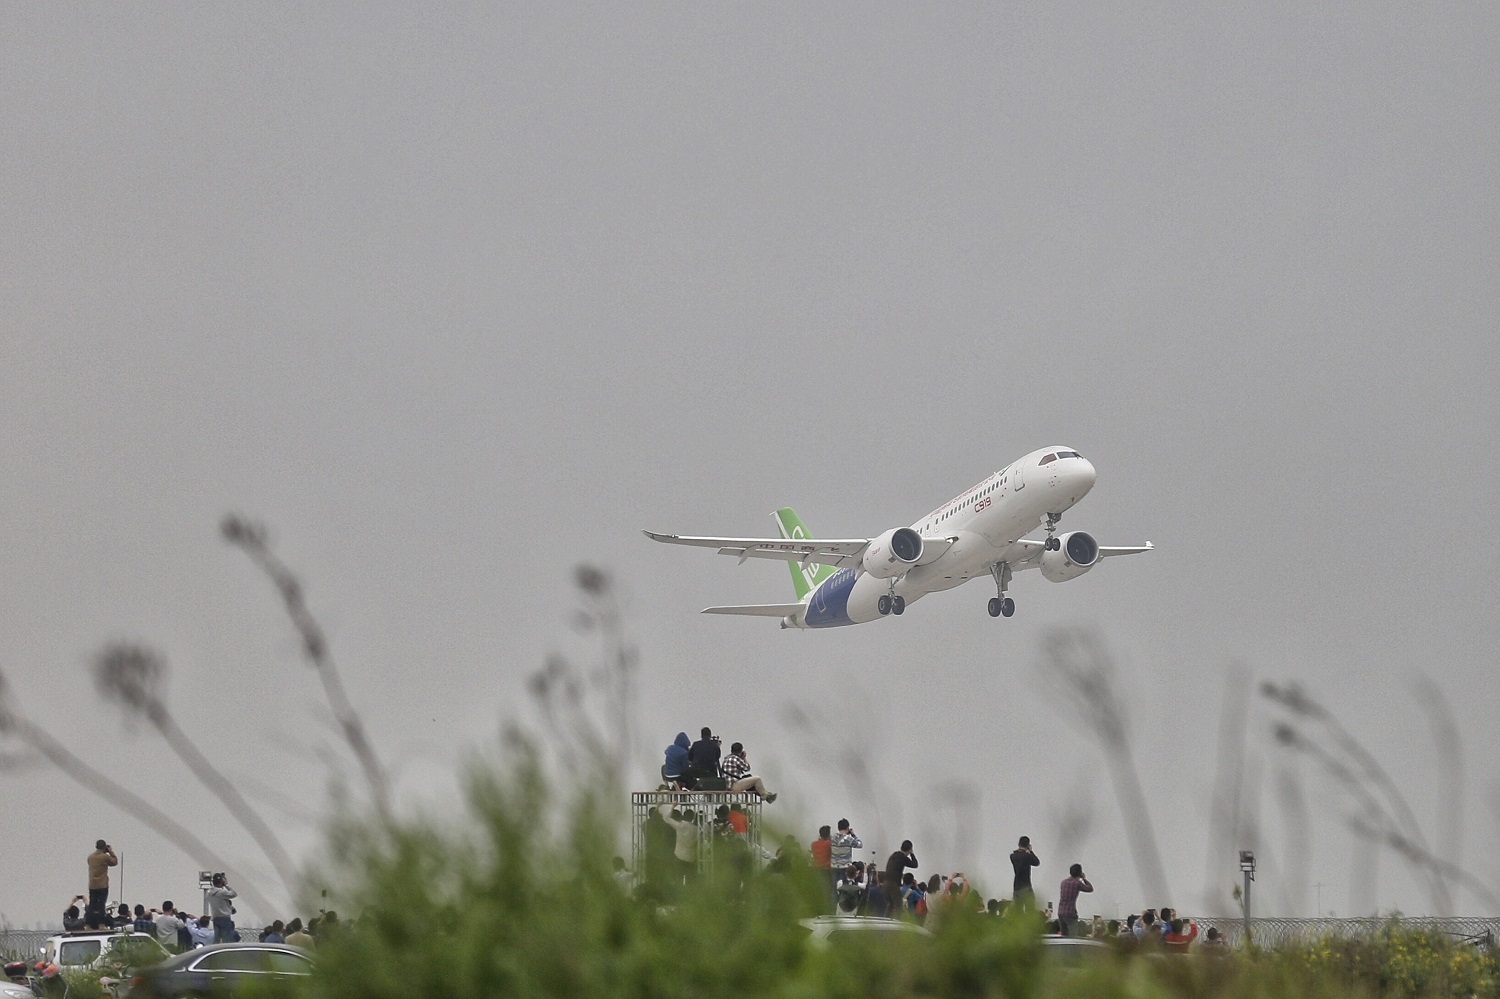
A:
[774,507,837,600]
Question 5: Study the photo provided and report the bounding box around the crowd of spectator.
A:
[662,728,777,801]
[650,732,1230,951]
[67,837,335,952]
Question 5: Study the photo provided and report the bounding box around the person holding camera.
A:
[153,902,191,952]
[1010,836,1040,909]
[830,819,863,893]
[686,728,723,788]
[718,742,777,802]
[1057,863,1094,937]
[204,874,238,943]
[85,840,117,921]
[62,896,86,932]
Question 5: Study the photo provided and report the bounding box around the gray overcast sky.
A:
[3,3,1498,927]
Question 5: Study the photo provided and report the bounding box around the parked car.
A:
[798,915,934,947]
[1039,935,1112,966]
[125,943,313,999]
[0,980,34,999]
[38,932,169,972]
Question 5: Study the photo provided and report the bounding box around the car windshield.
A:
[57,940,102,966]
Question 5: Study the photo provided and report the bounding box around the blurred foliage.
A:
[273,739,1498,999]
[1280,923,1500,999]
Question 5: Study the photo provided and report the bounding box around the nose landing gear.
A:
[1043,512,1062,551]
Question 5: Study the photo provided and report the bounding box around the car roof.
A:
[50,931,155,940]
[154,943,313,970]
[1039,936,1110,947]
[799,916,933,936]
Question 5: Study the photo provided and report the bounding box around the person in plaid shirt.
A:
[1057,863,1094,937]
[718,741,777,802]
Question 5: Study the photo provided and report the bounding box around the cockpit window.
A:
[1057,450,1080,459]
[1039,453,1057,465]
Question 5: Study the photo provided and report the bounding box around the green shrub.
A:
[294,742,1499,999]
[1281,923,1499,999]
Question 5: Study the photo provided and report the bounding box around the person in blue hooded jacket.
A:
[663,732,692,787]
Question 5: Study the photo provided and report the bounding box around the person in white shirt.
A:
[153,901,189,951]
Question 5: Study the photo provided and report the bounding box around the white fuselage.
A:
[793,447,1096,628]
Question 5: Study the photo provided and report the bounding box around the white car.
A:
[1039,935,1112,965]
[798,915,934,946]
[38,931,169,971]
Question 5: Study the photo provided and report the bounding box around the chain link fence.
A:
[1177,917,1499,949]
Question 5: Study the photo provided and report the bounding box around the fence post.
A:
[1239,850,1256,946]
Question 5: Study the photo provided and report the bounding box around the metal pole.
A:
[1239,850,1255,946]
[1242,868,1252,943]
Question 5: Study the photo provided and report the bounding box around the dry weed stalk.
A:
[0,666,280,916]
[783,700,898,846]
[525,566,637,788]
[1039,627,1171,903]
[1264,682,1497,913]
[221,515,391,822]
[1203,663,1259,914]
[93,643,299,896]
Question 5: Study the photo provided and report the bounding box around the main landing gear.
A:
[988,563,1015,618]
[879,577,906,616]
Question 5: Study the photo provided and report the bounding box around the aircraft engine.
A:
[1041,531,1100,582]
[861,527,924,579]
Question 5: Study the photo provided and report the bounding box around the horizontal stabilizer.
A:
[701,603,804,617]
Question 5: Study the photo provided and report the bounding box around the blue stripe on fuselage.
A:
[804,567,858,628]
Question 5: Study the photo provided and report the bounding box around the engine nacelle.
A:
[1041,531,1100,583]
[862,527,923,579]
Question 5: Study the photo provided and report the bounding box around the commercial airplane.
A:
[644,446,1152,629]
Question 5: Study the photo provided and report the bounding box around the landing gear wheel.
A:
[988,597,1002,618]
[892,596,906,615]
[1045,536,1060,551]
[877,594,893,616]
[1000,597,1015,617]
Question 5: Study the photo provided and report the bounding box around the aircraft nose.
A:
[1067,457,1096,498]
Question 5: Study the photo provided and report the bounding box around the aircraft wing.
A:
[1007,538,1154,569]
[1098,543,1155,557]
[643,530,870,568]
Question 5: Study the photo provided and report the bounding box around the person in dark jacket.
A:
[663,732,692,787]
[883,840,918,913]
[1010,836,1040,908]
[686,727,722,787]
